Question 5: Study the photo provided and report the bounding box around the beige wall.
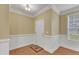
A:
[9,12,35,35]
[59,11,79,34]
[0,4,78,39]
[59,15,67,34]
[51,10,59,35]
[0,5,9,39]
[35,9,52,35]
[35,9,59,36]
[9,8,59,36]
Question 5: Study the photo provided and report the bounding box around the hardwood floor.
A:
[10,44,51,55]
[10,44,79,55]
[52,47,79,55]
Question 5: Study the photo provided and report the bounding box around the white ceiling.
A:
[55,4,79,12]
[10,4,50,16]
[9,4,79,16]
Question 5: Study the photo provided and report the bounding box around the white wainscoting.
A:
[9,34,60,53]
[9,34,79,53]
[9,34,36,50]
[60,34,79,52]
[35,35,60,53]
[0,39,9,55]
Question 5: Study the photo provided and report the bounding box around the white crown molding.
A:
[34,5,51,17]
[9,5,60,17]
[34,5,60,16]
[9,5,51,17]
[60,6,79,15]
[51,5,60,15]
[67,11,79,16]
[9,5,79,17]
[9,6,34,17]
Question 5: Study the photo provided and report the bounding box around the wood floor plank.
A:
[10,44,50,55]
[10,44,79,55]
[52,47,79,55]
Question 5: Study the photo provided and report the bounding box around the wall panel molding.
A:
[9,34,79,53]
[0,39,9,55]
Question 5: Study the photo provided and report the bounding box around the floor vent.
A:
[30,45,43,53]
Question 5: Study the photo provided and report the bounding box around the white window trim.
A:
[67,15,79,41]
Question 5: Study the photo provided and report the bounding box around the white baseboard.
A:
[35,35,60,53]
[9,34,60,53]
[9,34,79,54]
[0,39,9,55]
[59,34,79,52]
[9,34,36,50]
[0,34,78,55]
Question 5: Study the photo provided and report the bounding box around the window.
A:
[68,15,79,41]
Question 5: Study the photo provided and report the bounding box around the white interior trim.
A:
[34,5,51,17]
[10,5,79,17]
[35,5,60,16]
[67,12,79,16]
[35,35,60,53]
[10,34,79,53]
[9,5,60,17]
[10,34,35,37]
[0,39,9,43]
[9,34,60,53]
[51,5,60,14]
[59,34,79,52]
[9,34,36,50]
[9,8,34,17]
[60,6,79,15]
[0,34,78,54]
[0,39,9,55]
